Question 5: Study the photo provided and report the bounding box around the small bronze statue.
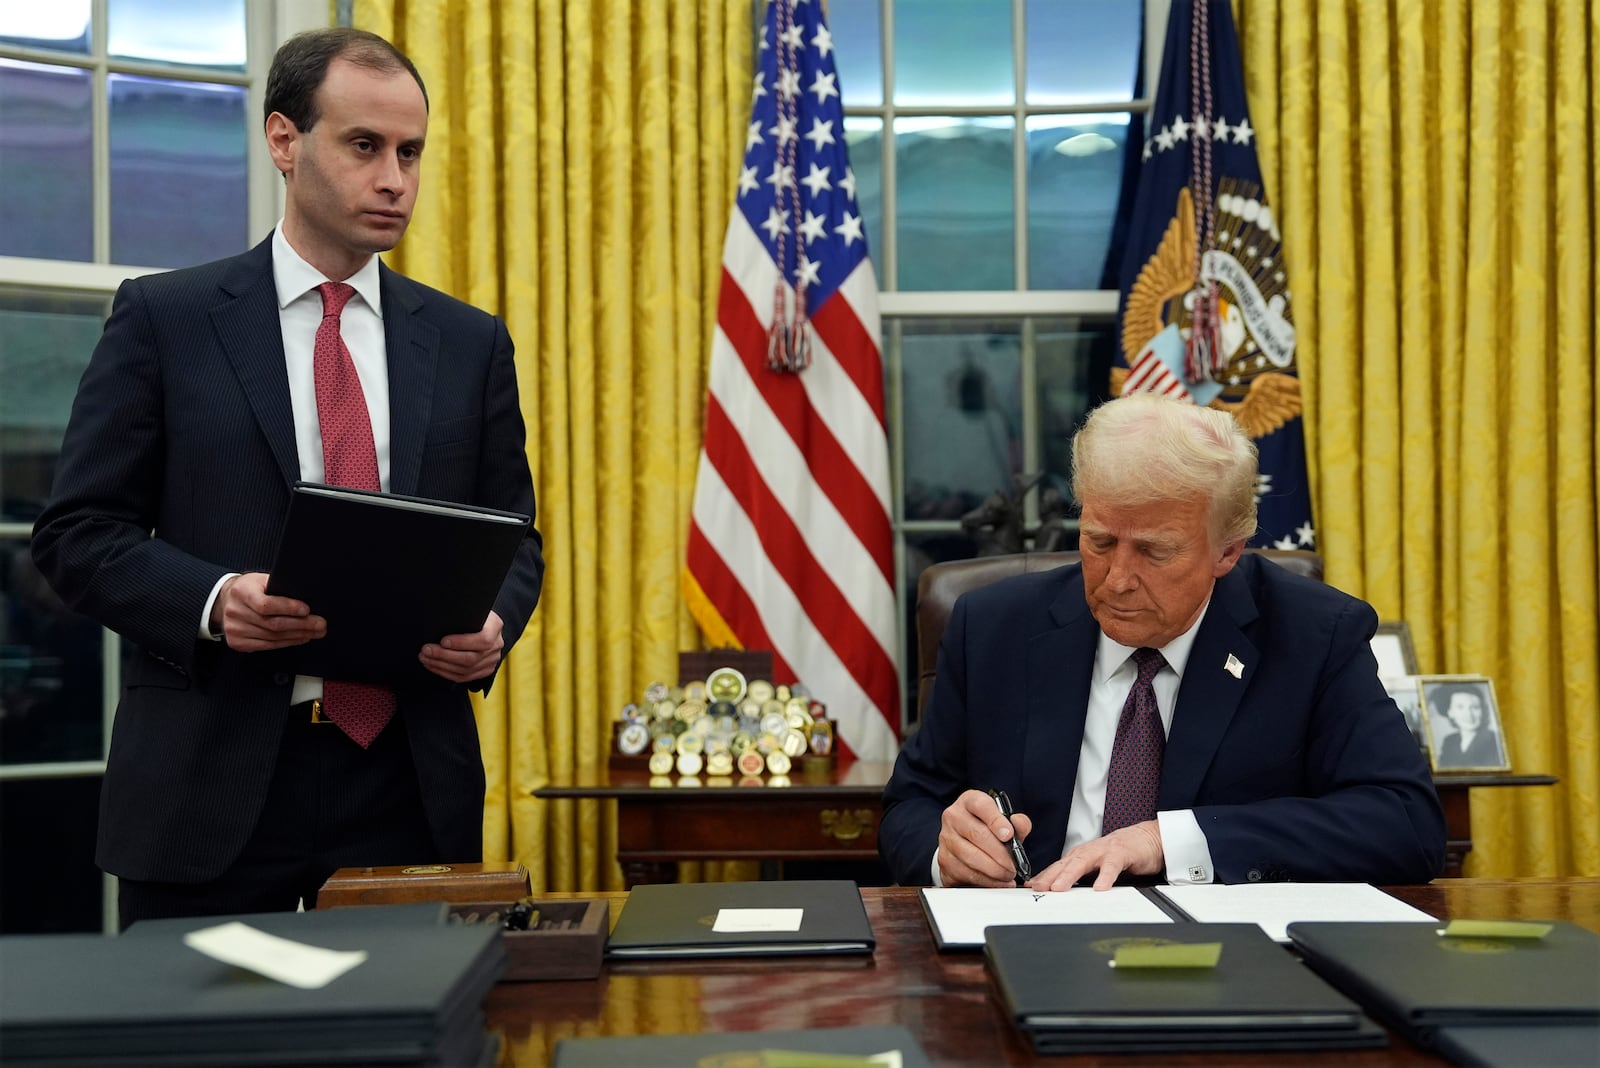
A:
[960,473,1042,557]
[1033,486,1075,553]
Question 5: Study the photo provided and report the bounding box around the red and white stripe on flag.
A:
[1123,346,1193,400]
[686,0,900,762]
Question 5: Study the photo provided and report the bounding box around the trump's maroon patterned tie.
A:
[313,281,395,748]
[1102,647,1167,834]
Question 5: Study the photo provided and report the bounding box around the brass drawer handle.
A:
[819,807,875,842]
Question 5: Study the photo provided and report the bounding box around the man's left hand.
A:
[420,610,504,683]
[1026,820,1164,891]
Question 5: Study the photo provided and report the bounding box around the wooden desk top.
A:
[484,878,1600,1067]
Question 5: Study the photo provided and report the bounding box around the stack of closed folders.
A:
[0,903,505,1066]
[984,922,1386,1053]
[1289,920,1600,1067]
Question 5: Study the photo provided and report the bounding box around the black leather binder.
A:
[264,482,529,685]
[1288,920,1600,1045]
[984,923,1385,1053]
[553,1025,933,1067]
[1433,1023,1600,1068]
[0,908,505,1065]
[605,880,874,958]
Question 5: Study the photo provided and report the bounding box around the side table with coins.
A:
[534,660,893,886]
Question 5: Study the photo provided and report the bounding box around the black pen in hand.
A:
[988,788,1032,887]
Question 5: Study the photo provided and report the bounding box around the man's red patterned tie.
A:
[313,281,396,748]
[1101,647,1167,834]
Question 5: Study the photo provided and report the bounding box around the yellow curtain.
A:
[352,0,753,891]
[1240,0,1599,876]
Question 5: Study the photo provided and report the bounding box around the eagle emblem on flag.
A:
[1117,184,1301,440]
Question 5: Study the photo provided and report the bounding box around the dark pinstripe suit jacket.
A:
[32,235,545,883]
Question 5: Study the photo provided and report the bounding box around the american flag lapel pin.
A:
[1224,654,1244,679]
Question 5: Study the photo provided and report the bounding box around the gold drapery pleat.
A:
[352,0,755,893]
[1240,0,1599,876]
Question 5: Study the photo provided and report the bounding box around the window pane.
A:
[109,74,249,269]
[108,0,247,70]
[896,117,1014,290]
[0,61,93,262]
[893,0,1013,106]
[829,0,882,106]
[0,777,104,932]
[0,2,91,55]
[1036,316,1116,498]
[1,532,107,767]
[1025,0,1142,103]
[1026,114,1128,290]
[0,287,107,525]
[843,117,884,273]
[898,319,1021,520]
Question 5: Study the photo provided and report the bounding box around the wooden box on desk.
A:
[316,862,530,908]
[448,899,609,980]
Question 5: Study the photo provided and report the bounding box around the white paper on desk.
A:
[921,887,1173,948]
[1154,882,1438,943]
[714,907,804,933]
[183,921,368,989]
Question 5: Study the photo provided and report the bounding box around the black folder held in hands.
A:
[984,923,1385,1054]
[605,880,875,958]
[265,482,530,685]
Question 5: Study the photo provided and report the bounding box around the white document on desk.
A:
[1154,882,1438,943]
[919,887,1174,950]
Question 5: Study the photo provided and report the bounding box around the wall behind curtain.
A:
[1238,0,1598,875]
[352,0,753,891]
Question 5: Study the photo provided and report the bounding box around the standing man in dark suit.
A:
[880,393,1444,889]
[32,28,544,926]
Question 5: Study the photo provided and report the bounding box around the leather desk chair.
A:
[914,548,1325,713]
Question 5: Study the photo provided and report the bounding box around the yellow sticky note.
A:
[1111,942,1223,969]
[1438,920,1553,940]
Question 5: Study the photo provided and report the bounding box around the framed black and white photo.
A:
[1418,675,1509,773]
[1371,621,1420,678]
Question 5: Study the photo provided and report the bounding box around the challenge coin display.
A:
[612,667,838,781]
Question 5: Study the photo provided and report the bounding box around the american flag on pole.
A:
[1115,0,1314,550]
[684,0,899,762]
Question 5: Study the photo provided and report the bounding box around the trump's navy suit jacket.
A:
[32,235,545,883]
[879,554,1445,886]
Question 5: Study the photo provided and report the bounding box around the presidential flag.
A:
[1115,0,1314,550]
[684,0,899,761]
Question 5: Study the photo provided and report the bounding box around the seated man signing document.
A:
[879,394,1445,890]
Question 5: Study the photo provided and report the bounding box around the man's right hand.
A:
[213,572,325,651]
[936,788,1033,887]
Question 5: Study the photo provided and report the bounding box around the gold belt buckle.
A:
[309,699,326,724]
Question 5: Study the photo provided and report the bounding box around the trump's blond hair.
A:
[1071,393,1258,547]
